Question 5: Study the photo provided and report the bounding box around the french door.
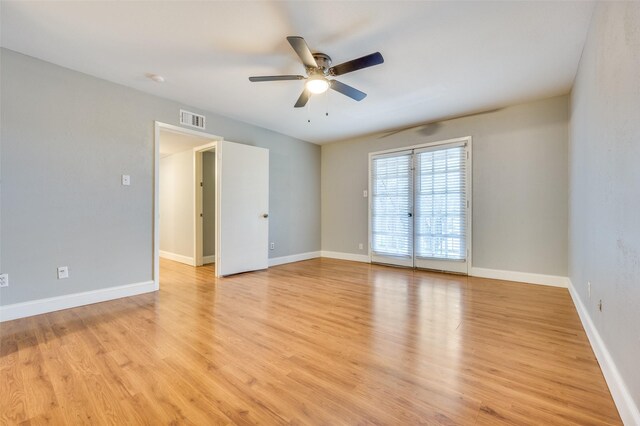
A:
[369,138,471,274]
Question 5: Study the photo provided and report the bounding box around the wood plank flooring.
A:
[0,258,621,425]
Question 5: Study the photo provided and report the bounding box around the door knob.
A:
[263,214,269,218]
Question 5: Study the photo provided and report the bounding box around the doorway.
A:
[158,127,219,272]
[368,137,472,274]
[195,146,216,266]
[153,122,270,284]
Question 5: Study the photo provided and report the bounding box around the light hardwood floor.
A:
[0,258,621,425]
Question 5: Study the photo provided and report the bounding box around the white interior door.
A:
[216,141,269,276]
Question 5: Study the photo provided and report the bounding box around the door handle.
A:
[263,214,269,218]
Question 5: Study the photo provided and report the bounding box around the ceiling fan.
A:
[249,36,384,108]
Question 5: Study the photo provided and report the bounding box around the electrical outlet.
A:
[121,174,131,186]
[0,273,8,288]
[358,243,364,250]
[363,190,368,198]
[270,242,275,250]
[57,266,69,279]
[587,281,591,299]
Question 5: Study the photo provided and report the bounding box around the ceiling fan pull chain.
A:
[326,90,329,117]
[307,99,311,123]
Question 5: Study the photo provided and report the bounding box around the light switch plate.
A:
[57,266,69,279]
[122,174,131,186]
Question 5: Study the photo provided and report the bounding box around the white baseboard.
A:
[0,280,157,323]
[320,251,370,263]
[269,251,320,267]
[316,255,568,288]
[160,250,195,266]
[568,280,639,425]
[470,267,569,288]
[202,255,215,264]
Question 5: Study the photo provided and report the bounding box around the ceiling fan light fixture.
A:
[306,75,329,94]
[248,36,383,108]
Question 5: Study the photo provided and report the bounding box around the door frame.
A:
[367,136,473,274]
[154,122,223,288]
[193,142,217,267]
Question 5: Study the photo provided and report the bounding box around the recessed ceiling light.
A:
[146,73,165,83]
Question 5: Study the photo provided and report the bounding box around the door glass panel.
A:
[414,146,466,260]
[371,153,412,258]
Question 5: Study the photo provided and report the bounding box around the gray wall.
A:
[569,1,640,413]
[0,48,320,306]
[159,150,195,259]
[203,151,215,258]
[322,95,568,276]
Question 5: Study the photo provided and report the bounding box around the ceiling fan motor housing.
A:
[310,53,332,75]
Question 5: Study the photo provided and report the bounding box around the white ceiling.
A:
[159,129,213,158]
[1,1,594,144]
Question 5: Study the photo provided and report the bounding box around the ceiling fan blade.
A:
[330,80,367,101]
[287,36,318,69]
[249,75,305,82]
[329,52,384,76]
[294,89,311,108]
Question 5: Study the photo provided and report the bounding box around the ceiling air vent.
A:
[180,109,206,129]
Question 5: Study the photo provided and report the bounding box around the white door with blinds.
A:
[369,138,471,274]
[370,151,414,267]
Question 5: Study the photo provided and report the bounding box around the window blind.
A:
[414,146,467,260]
[371,153,412,257]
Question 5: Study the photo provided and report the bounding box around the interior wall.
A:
[0,48,320,306]
[322,95,568,276]
[569,1,640,419]
[159,149,195,261]
[202,151,215,259]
